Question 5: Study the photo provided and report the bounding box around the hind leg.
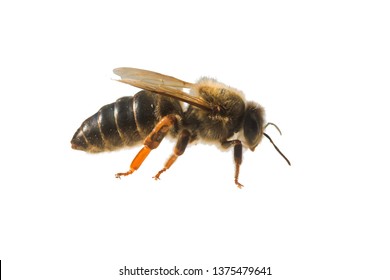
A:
[115,114,180,178]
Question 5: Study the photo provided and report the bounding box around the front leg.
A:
[221,139,243,188]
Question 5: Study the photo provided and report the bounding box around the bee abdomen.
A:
[113,96,142,146]
[71,96,142,153]
[71,90,183,153]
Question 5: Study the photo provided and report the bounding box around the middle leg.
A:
[153,129,191,180]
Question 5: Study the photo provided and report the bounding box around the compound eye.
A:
[243,103,264,151]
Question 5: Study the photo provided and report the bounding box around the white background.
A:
[1,0,389,279]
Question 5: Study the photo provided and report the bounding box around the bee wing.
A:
[113,67,212,111]
[114,67,193,88]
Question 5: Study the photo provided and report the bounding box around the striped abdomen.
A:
[71,90,183,153]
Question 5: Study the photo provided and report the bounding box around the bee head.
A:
[243,103,291,165]
[243,102,265,151]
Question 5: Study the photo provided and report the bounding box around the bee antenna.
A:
[264,122,282,135]
[263,132,291,166]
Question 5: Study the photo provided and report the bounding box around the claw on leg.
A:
[153,168,167,180]
[115,170,134,179]
[235,179,244,189]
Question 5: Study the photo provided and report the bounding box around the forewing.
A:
[113,67,211,111]
[114,67,193,89]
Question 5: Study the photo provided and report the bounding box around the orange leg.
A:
[153,129,191,180]
[221,140,243,188]
[115,114,179,178]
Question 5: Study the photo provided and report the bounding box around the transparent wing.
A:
[114,67,193,88]
[113,67,211,111]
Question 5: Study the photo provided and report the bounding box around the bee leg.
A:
[153,129,191,180]
[115,114,179,178]
[221,140,243,188]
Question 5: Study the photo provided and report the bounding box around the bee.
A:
[71,67,290,188]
